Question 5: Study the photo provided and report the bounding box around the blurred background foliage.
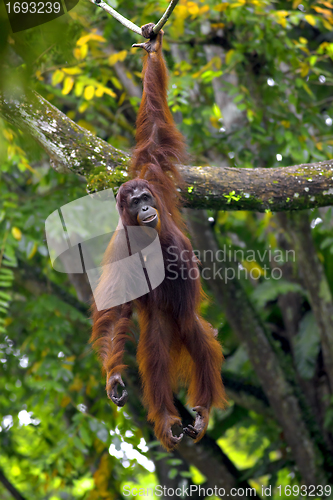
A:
[1,0,333,498]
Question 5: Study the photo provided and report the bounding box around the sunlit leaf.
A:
[95,87,104,97]
[226,49,235,65]
[11,227,22,240]
[27,242,38,259]
[75,80,85,97]
[62,67,82,75]
[62,77,74,95]
[305,14,316,26]
[52,70,65,86]
[108,50,127,66]
[187,1,199,16]
[83,85,95,100]
[77,33,106,46]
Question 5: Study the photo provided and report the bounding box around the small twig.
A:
[310,96,333,107]
[33,43,55,65]
[153,0,180,34]
[89,0,180,37]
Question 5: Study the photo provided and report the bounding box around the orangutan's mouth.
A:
[142,214,157,223]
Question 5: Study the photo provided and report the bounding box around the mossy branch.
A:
[1,88,333,212]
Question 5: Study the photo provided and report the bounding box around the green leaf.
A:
[153,452,170,461]
[234,94,244,103]
[96,427,109,443]
[252,280,305,308]
[166,458,183,466]
[73,436,88,454]
[79,425,93,446]
[168,468,178,479]
[0,268,14,276]
[293,312,320,379]
[180,471,193,478]
[0,281,12,287]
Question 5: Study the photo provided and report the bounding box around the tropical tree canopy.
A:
[1,0,333,498]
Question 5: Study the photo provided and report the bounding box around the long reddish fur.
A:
[91,38,226,450]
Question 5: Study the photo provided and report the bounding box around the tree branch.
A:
[1,89,333,211]
[89,0,142,34]
[153,0,180,34]
[88,0,179,36]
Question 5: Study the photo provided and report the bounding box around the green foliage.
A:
[1,0,333,496]
[252,280,306,309]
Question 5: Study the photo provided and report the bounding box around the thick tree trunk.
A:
[185,209,327,486]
